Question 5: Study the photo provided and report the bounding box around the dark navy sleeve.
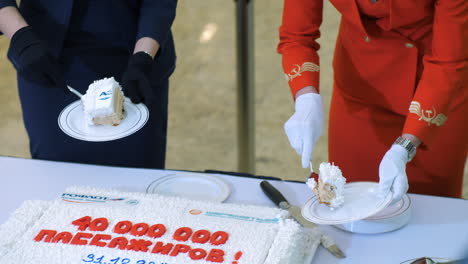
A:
[0,0,17,9]
[136,0,177,47]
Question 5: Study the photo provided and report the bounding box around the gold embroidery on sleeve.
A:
[285,62,320,82]
[409,101,447,126]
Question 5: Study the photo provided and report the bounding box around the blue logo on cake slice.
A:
[98,89,113,100]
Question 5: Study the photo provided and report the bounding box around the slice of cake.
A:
[306,162,346,208]
[82,77,125,126]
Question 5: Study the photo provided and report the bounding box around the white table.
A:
[2,156,468,263]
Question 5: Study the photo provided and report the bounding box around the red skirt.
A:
[328,85,468,198]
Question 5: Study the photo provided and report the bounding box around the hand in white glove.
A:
[378,144,410,202]
[284,93,324,168]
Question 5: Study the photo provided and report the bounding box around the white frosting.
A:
[306,178,317,191]
[0,200,52,259]
[82,77,124,126]
[319,162,346,208]
[0,186,320,264]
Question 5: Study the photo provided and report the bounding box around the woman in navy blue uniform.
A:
[0,0,177,169]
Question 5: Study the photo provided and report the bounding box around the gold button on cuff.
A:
[405,43,414,48]
[364,36,371,42]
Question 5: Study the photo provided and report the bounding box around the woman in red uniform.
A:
[278,0,467,200]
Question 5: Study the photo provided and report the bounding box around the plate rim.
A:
[58,98,149,142]
[366,193,411,220]
[146,172,231,202]
[301,181,393,225]
[399,257,453,264]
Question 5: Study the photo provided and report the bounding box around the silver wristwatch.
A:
[393,136,417,161]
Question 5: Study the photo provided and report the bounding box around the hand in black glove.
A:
[8,26,65,89]
[121,52,155,104]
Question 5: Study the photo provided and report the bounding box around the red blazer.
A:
[278,0,468,146]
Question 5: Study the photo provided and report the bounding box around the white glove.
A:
[284,93,324,168]
[378,144,410,202]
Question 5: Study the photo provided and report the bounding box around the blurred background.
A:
[0,0,466,197]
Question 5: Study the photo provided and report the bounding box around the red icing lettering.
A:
[51,232,73,244]
[210,231,229,246]
[72,216,92,231]
[89,234,112,247]
[90,217,109,232]
[169,244,191,257]
[189,248,207,260]
[206,249,225,263]
[114,221,133,234]
[126,239,152,252]
[33,229,57,242]
[192,230,210,244]
[151,242,174,255]
[173,227,193,242]
[233,251,243,264]
[130,223,149,237]
[108,237,129,250]
[70,232,93,245]
[148,224,166,238]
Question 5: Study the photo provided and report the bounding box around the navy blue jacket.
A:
[0,0,176,82]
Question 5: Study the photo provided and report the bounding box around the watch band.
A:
[393,136,417,161]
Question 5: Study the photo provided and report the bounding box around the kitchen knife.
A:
[260,180,346,259]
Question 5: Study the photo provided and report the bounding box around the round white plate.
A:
[58,98,149,142]
[302,182,393,225]
[146,172,231,202]
[333,194,412,234]
[400,257,453,264]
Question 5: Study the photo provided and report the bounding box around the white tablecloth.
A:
[2,156,468,263]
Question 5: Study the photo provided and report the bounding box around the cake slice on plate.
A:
[81,77,125,126]
[306,162,346,208]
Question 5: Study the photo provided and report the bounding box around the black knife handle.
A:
[260,181,289,206]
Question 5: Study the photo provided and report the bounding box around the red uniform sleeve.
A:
[403,0,468,146]
[277,0,323,98]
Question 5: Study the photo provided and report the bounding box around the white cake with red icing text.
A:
[0,186,320,264]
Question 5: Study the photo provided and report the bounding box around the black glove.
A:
[121,52,155,104]
[8,26,65,89]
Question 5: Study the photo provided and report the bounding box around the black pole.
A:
[235,0,255,173]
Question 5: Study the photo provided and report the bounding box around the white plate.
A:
[58,98,149,142]
[301,182,393,225]
[400,257,453,264]
[146,172,231,202]
[334,194,411,233]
